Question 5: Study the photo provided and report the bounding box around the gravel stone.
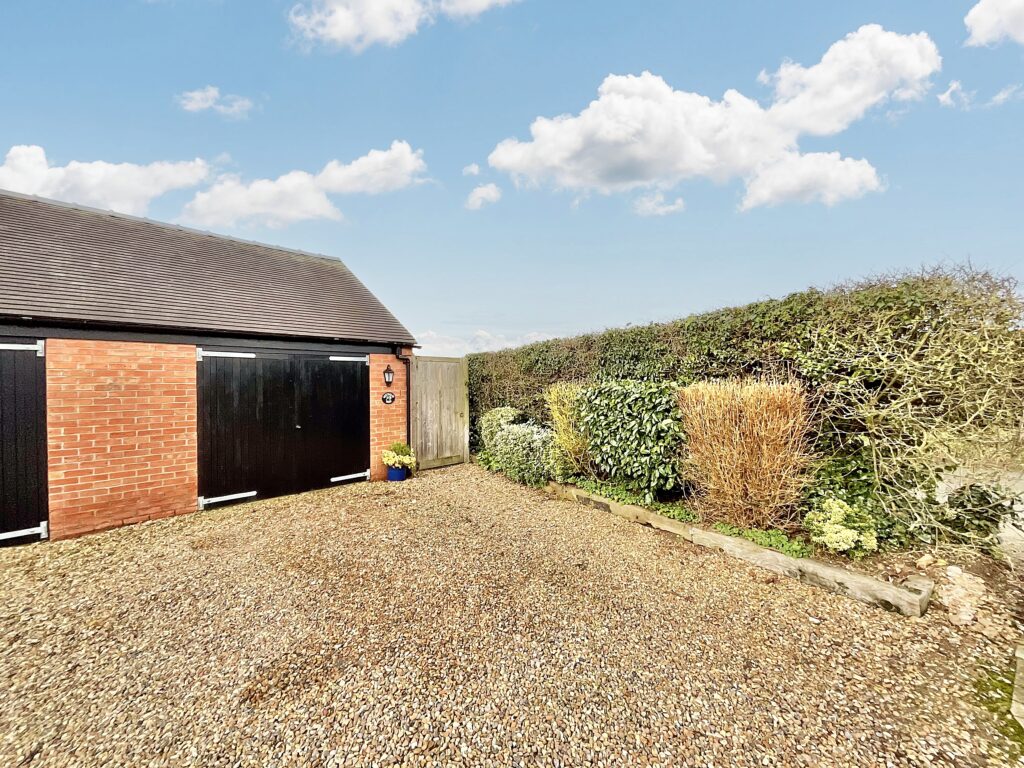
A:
[1,465,1020,767]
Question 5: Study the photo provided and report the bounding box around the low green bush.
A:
[712,523,813,559]
[577,381,684,502]
[804,496,879,558]
[480,406,526,451]
[489,423,554,486]
[475,449,497,470]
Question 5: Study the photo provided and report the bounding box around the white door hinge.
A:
[0,340,44,357]
[0,521,48,541]
[199,491,257,510]
[196,348,257,362]
[331,470,371,483]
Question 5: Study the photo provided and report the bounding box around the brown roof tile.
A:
[0,190,416,346]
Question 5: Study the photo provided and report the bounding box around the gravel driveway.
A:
[1,465,1019,767]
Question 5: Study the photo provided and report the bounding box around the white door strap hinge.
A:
[329,356,369,365]
[331,470,371,483]
[0,521,48,541]
[199,491,257,510]
[196,348,257,362]
[0,340,44,357]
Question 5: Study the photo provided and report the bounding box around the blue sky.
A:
[1,1,1023,355]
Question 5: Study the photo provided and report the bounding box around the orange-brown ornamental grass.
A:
[678,378,814,531]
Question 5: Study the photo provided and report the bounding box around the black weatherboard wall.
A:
[0,338,48,541]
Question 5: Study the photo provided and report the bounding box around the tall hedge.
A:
[468,268,1024,547]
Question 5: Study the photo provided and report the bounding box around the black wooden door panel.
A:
[199,355,296,501]
[198,351,370,507]
[0,339,48,542]
[293,357,370,489]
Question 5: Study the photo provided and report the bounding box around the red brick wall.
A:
[369,351,410,480]
[46,339,198,540]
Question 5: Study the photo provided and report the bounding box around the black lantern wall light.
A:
[383,364,395,387]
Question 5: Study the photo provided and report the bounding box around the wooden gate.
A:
[411,356,469,470]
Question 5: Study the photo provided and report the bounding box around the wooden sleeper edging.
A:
[547,481,934,618]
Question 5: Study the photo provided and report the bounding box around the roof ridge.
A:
[0,188,353,270]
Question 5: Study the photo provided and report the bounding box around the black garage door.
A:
[198,349,370,508]
[0,338,48,542]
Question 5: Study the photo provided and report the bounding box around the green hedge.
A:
[469,268,1024,549]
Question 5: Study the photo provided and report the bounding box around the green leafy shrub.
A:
[577,381,684,502]
[712,523,812,558]
[572,477,696,522]
[475,449,497,470]
[803,450,906,547]
[489,423,554,486]
[479,407,527,452]
[804,497,879,558]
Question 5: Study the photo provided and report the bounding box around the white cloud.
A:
[965,0,1024,46]
[739,152,882,211]
[488,24,940,212]
[937,80,974,109]
[177,85,254,119]
[465,182,501,210]
[182,140,426,227]
[633,192,685,216]
[763,26,939,135]
[0,144,209,215]
[462,162,481,176]
[989,83,1023,105]
[183,171,341,228]
[415,328,552,357]
[318,140,427,193]
[289,0,517,52]
[438,0,517,17]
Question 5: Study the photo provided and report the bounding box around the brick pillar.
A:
[46,339,199,539]
[369,350,410,481]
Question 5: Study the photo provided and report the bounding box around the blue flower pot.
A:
[386,466,408,482]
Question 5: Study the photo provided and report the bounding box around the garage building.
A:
[0,190,415,542]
